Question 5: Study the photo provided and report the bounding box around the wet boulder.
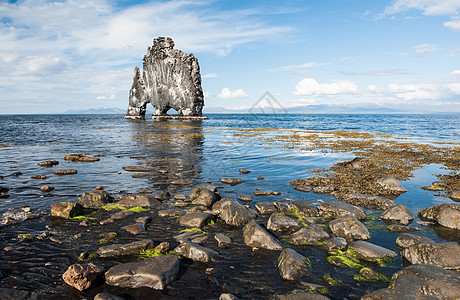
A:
[94,292,125,300]
[117,194,162,208]
[289,201,318,217]
[329,215,370,240]
[211,199,233,215]
[122,166,151,172]
[62,263,104,291]
[395,233,435,249]
[253,190,281,196]
[318,201,366,220]
[158,208,185,218]
[54,169,77,175]
[362,264,460,300]
[402,242,460,270]
[179,212,213,228]
[255,201,277,215]
[273,290,330,300]
[174,241,219,262]
[419,203,460,230]
[374,173,407,194]
[96,239,153,257]
[380,204,414,225]
[290,225,330,246]
[243,220,283,250]
[348,241,397,263]
[174,230,208,244]
[448,190,460,202]
[38,160,59,167]
[325,237,347,253]
[121,223,145,235]
[215,233,232,247]
[105,255,180,290]
[219,201,256,226]
[189,186,217,208]
[220,178,243,185]
[39,185,54,192]
[267,213,302,232]
[77,190,112,209]
[50,202,84,219]
[237,195,253,202]
[342,193,395,210]
[278,248,312,281]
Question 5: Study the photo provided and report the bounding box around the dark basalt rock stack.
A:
[125,37,206,119]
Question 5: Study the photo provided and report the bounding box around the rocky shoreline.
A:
[1,152,459,299]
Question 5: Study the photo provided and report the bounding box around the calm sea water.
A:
[0,113,459,244]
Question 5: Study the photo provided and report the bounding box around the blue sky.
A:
[1,0,460,114]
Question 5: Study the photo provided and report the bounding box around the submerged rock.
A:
[329,215,370,240]
[362,264,460,300]
[62,263,104,291]
[105,255,180,290]
[125,37,204,119]
[64,154,100,162]
[380,204,414,225]
[243,220,283,250]
[419,203,460,230]
[402,242,460,270]
[277,248,312,281]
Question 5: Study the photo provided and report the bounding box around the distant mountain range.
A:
[64,107,126,114]
[63,104,457,115]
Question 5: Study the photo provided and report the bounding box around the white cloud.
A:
[413,44,441,56]
[388,82,460,100]
[444,19,460,31]
[452,70,460,74]
[202,73,217,78]
[367,84,378,92]
[267,62,324,72]
[384,0,460,16]
[294,78,358,95]
[203,91,210,98]
[217,88,248,99]
[96,94,117,100]
[0,0,292,113]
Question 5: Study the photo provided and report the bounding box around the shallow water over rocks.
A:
[1,114,459,299]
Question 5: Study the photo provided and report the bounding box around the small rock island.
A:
[125,37,206,120]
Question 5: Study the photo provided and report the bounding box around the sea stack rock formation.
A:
[125,37,206,119]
